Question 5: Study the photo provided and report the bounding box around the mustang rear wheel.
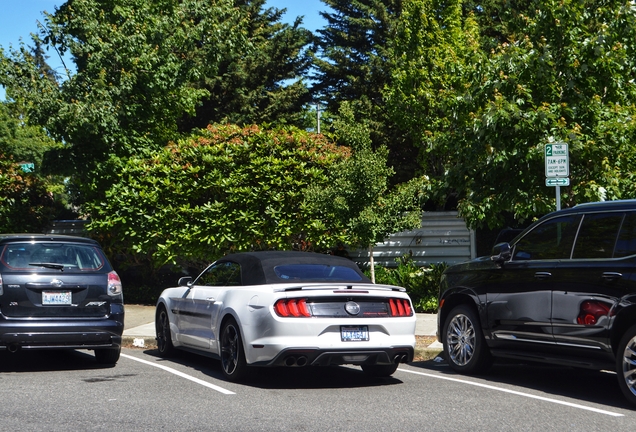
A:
[361,363,399,377]
[220,318,249,381]
[156,306,175,357]
[443,304,492,374]
[617,324,636,407]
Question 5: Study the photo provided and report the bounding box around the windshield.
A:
[1,242,105,271]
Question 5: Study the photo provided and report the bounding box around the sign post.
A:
[545,143,569,211]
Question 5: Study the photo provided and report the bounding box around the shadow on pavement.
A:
[0,349,118,373]
[408,357,633,411]
[143,347,404,390]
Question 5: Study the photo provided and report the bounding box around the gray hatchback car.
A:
[0,234,124,364]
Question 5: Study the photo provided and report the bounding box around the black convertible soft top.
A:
[215,251,371,285]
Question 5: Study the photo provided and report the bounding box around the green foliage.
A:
[0,155,56,232]
[179,0,314,130]
[313,0,420,184]
[1,0,246,206]
[86,124,350,268]
[371,257,448,312]
[307,102,431,249]
[387,0,636,229]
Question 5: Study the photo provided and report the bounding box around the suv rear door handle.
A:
[534,272,552,279]
[601,272,622,280]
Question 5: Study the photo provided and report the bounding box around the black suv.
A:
[437,200,636,406]
[0,234,124,364]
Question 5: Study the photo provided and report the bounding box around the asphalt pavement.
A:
[122,304,441,349]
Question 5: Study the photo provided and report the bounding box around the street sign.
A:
[546,177,570,187]
[545,143,569,177]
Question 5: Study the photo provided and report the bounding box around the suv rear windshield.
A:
[0,242,105,271]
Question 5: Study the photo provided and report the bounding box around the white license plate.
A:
[341,325,369,342]
[42,291,72,305]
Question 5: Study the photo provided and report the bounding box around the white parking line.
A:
[121,353,235,395]
[398,368,623,417]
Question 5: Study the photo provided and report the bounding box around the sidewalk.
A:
[122,304,441,349]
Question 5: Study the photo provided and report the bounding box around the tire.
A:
[443,304,492,374]
[95,347,120,365]
[616,324,636,407]
[220,318,249,382]
[361,363,399,377]
[156,306,175,357]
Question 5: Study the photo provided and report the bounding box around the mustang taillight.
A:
[577,300,610,325]
[275,298,312,317]
[389,298,412,317]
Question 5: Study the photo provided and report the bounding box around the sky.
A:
[0,0,329,100]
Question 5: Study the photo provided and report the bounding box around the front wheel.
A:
[443,304,492,374]
[156,306,175,357]
[616,324,636,407]
[220,318,249,382]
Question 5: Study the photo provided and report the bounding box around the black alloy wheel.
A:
[220,318,249,381]
[156,306,175,357]
[443,304,492,374]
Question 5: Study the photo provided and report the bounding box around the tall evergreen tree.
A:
[179,0,314,130]
[312,0,419,184]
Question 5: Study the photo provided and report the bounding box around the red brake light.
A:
[274,299,312,317]
[388,298,413,317]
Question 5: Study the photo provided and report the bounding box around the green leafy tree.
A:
[306,103,431,282]
[0,155,56,232]
[1,0,246,206]
[179,0,314,130]
[0,101,58,170]
[387,0,636,229]
[86,124,351,269]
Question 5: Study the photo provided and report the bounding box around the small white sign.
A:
[545,143,569,177]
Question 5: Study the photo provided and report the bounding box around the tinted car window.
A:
[572,213,624,259]
[274,264,364,282]
[1,242,105,271]
[513,215,581,260]
[615,212,636,257]
[196,262,241,286]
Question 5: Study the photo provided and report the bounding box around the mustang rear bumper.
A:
[254,346,414,367]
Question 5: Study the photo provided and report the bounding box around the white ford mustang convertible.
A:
[155,251,416,381]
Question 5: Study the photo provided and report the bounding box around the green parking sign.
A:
[545,143,569,177]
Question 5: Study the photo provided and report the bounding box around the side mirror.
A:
[178,276,193,287]
[490,242,511,264]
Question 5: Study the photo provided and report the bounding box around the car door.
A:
[486,214,581,349]
[174,261,241,350]
[551,211,636,352]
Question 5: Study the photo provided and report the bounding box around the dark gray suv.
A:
[438,200,636,406]
[0,234,124,364]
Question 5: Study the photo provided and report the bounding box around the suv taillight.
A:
[107,271,123,296]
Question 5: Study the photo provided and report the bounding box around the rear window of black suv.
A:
[0,242,106,271]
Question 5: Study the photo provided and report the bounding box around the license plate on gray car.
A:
[42,291,72,305]
[341,325,369,342]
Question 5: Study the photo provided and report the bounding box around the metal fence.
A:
[350,211,475,268]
